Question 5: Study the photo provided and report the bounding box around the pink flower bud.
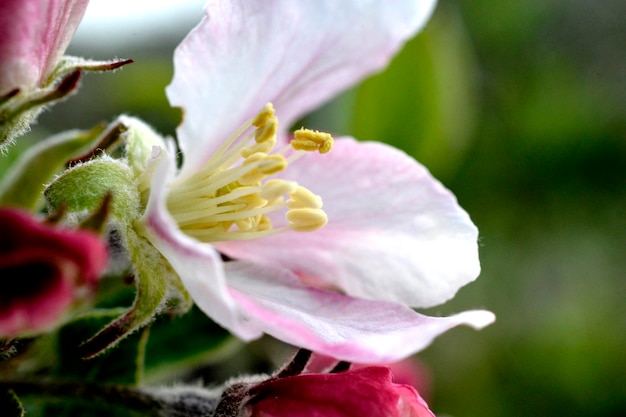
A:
[308,354,433,404]
[0,0,89,95]
[239,366,434,417]
[0,208,107,337]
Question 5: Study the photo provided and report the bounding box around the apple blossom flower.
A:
[0,208,107,337]
[0,0,88,96]
[136,0,494,362]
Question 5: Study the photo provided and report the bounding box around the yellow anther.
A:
[242,152,266,165]
[256,215,273,232]
[287,186,323,209]
[254,116,278,143]
[290,138,319,152]
[251,103,275,128]
[238,173,263,185]
[240,154,287,185]
[166,103,332,243]
[319,139,333,154]
[257,154,287,175]
[242,153,286,174]
[260,179,298,201]
[292,128,333,154]
[235,218,254,231]
[234,194,266,210]
[241,136,276,158]
[286,208,328,232]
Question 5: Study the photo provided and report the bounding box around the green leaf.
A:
[0,389,24,417]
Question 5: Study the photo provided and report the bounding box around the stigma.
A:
[166,103,333,242]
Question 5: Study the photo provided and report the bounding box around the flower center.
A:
[167,103,333,243]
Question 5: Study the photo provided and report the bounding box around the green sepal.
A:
[79,192,113,234]
[49,56,134,83]
[45,157,140,221]
[43,120,193,360]
[44,156,171,357]
[0,56,132,149]
[0,71,81,148]
[54,308,149,385]
[76,226,172,359]
[0,389,24,417]
[78,223,194,359]
[0,125,106,210]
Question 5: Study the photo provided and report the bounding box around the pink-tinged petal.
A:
[226,261,495,363]
[139,146,261,341]
[0,0,89,93]
[394,384,436,417]
[167,0,437,177]
[307,354,433,402]
[356,359,432,402]
[216,138,480,308]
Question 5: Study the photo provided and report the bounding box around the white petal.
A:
[139,145,261,341]
[167,0,437,177]
[216,138,480,308]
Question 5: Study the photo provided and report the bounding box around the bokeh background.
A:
[19,0,626,416]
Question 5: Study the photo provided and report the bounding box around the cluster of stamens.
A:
[166,103,333,243]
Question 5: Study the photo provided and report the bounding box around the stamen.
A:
[236,218,254,231]
[239,153,287,185]
[286,208,328,232]
[292,128,334,154]
[168,185,260,212]
[256,215,272,232]
[251,103,275,128]
[254,116,278,143]
[235,193,266,210]
[241,136,277,158]
[287,186,323,209]
[167,103,332,243]
[260,180,298,201]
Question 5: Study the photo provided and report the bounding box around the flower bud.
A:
[240,366,435,417]
[0,1,133,147]
[0,208,108,337]
[0,0,89,96]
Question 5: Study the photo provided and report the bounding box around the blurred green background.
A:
[28,0,626,416]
